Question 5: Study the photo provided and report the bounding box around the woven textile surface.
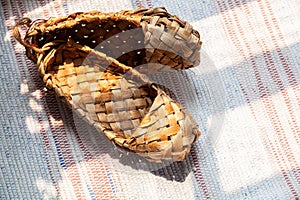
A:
[1,0,300,199]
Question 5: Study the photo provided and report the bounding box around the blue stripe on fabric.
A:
[106,168,117,194]
[52,136,67,170]
[62,1,69,15]
[87,184,96,200]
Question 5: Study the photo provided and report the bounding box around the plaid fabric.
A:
[1,0,300,199]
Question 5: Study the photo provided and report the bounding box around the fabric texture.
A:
[0,0,300,199]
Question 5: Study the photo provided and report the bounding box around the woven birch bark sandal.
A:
[14,7,201,72]
[13,7,201,162]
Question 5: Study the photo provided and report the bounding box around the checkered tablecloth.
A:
[1,0,300,199]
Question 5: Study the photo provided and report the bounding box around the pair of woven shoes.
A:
[14,7,202,162]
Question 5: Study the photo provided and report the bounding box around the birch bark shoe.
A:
[13,7,202,162]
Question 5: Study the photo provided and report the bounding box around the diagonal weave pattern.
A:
[38,40,200,162]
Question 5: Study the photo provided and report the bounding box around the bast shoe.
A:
[13,7,202,162]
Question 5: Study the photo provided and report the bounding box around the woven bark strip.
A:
[13,7,201,162]
[15,7,201,72]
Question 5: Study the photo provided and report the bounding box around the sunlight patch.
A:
[215,104,275,192]
[26,116,41,134]
[36,177,58,199]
